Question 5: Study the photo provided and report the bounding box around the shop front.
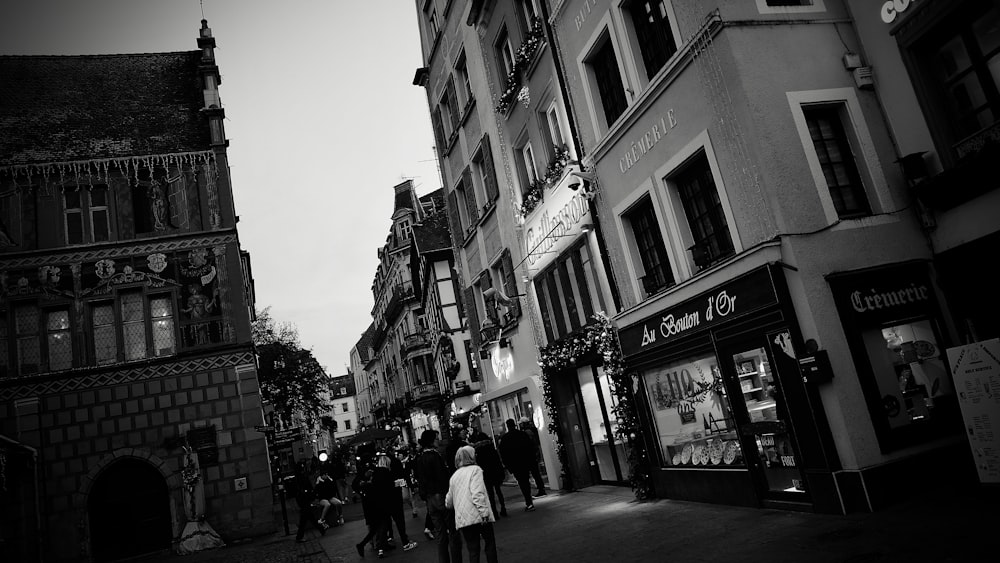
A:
[826,260,966,510]
[619,263,841,512]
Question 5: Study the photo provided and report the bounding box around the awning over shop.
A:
[346,427,401,446]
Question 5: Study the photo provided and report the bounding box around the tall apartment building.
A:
[415,0,992,514]
[350,324,377,430]
[360,181,472,444]
[0,20,271,561]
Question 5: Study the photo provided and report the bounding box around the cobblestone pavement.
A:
[140,480,997,563]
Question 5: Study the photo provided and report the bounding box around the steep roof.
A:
[355,322,376,363]
[412,209,452,255]
[0,52,210,166]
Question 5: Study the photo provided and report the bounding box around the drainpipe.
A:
[538,1,622,312]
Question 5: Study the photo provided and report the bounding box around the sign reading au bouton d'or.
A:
[619,266,779,357]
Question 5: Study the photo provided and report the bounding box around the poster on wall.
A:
[947,338,1000,484]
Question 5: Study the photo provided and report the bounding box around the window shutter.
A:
[446,190,464,247]
[463,286,482,351]
[432,108,447,154]
[481,135,499,201]
[479,272,498,323]
[462,168,479,226]
[446,77,460,131]
[500,250,521,319]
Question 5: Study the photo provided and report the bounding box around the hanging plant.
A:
[542,144,572,186]
[495,70,521,115]
[514,17,545,72]
[519,180,545,217]
[538,312,654,500]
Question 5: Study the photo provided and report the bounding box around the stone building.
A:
[0,20,271,561]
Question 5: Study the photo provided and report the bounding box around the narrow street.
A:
[141,481,995,563]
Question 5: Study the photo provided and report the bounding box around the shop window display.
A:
[864,318,952,430]
[642,353,743,467]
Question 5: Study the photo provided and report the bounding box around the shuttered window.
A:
[480,134,500,202]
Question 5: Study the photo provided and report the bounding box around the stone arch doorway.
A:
[87,458,172,562]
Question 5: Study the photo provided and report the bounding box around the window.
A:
[910,3,1000,154]
[2,304,73,375]
[64,185,110,245]
[464,340,480,381]
[496,27,516,86]
[424,1,440,41]
[399,219,412,242]
[432,108,447,153]
[587,34,629,128]
[624,0,677,80]
[520,142,539,185]
[519,0,540,29]
[14,305,41,375]
[46,309,72,371]
[459,168,479,230]
[642,351,741,468]
[672,153,735,269]
[803,105,872,219]
[475,135,500,202]
[345,420,351,430]
[623,196,674,297]
[342,402,349,413]
[534,241,603,342]
[495,250,522,324]
[442,76,460,133]
[756,0,824,14]
[93,302,117,365]
[90,291,176,364]
[545,103,566,150]
[456,51,474,107]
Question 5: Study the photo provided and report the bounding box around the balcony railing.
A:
[403,332,431,353]
[412,382,442,401]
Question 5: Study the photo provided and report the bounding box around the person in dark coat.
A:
[414,429,462,563]
[469,429,507,518]
[291,461,324,542]
[498,418,536,511]
[383,452,417,551]
[519,416,547,497]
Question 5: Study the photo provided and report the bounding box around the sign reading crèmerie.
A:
[619,266,779,357]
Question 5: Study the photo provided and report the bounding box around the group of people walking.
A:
[413,417,547,563]
[292,417,547,562]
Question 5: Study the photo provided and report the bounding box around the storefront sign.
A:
[619,110,677,174]
[274,428,303,444]
[524,186,591,270]
[947,338,1000,484]
[828,262,935,326]
[880,0,915,24]
[574,0,603,31]
[491,340,514,382]
[619,266,779,357]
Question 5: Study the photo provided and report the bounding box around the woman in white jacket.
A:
[445,445,498,563]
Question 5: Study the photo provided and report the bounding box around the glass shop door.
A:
[718,331,809,501]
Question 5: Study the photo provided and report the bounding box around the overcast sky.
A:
[0,1,442,375]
